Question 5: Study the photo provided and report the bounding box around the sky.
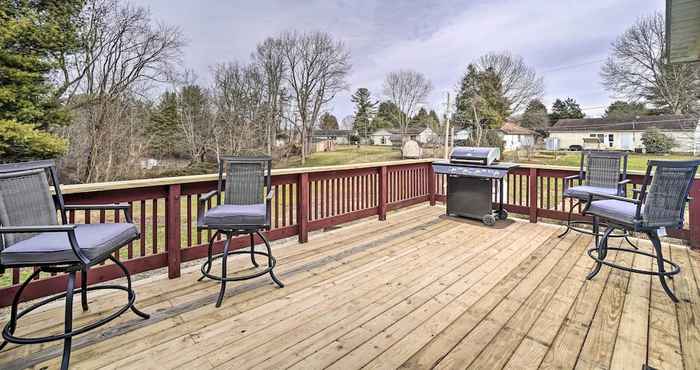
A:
[133,0,665,124]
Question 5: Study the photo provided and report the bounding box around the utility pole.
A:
[443,92,451,159]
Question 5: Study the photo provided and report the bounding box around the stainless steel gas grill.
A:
[432,147,519,226]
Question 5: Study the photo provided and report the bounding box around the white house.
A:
[313,129,353,145]
[548,115,700,153]
[370,127,437,146]
[454,129,472,143]
[497,121,538,150]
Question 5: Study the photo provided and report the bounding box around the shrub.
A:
[0,120,67,162]
[641,127,676,154]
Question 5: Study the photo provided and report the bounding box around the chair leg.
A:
[257,231,284,288]
[0,268,41,351]
[216,232,232,308]
[250,233,259,268]
[648,231,679,303]
[557,199,577,238]
[624,233,639,250]
[80,268,89,311]
[60,271,76,370]
[587,224,613,280]
[198,231,219,282]
[110,255,150,319]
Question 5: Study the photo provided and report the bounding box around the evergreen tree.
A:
[520,99,549,128]
[410,107,440,130]
[375,100,403,129]
[319,112,339,129]
[603,100,650,120]
[350,88,377,137]
[148,91,180,157]
[549,98,585,123]
[453,64,510,129]
[0,0,83,161]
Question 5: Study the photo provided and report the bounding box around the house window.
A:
[381,137,386,145]
[608,134,614,147]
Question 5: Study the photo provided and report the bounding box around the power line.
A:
[540,59,606,73]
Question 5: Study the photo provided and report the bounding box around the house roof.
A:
[372,127,430,135]
[548,115,699,132]
[314,129,352,136]
[498,121,538,136]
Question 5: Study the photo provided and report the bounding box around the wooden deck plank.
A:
[319,223,556,370]
[217,220,530,369]
[669,244,700,370]
[647,243,684,370]
[1,206,699,370]
[396,230,578,370]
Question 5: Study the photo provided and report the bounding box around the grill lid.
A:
[450,147,500,165]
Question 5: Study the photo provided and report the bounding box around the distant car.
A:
[569,145,583,151]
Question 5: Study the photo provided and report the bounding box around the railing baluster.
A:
[151,199,158,254]
[140,200,146,256]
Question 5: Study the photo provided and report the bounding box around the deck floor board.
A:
[1,204,699,370]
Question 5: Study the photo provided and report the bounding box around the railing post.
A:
[297,173,309,243]
[378,166,388,221]
[689,180,700,249]
[166,184,182,278]
[428,163,436,206]
[529,168,538,223]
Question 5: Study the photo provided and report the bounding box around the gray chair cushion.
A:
[199,204,267,228]
[563,185,619,200]
[586,199,641,225]
[0,223,139,265]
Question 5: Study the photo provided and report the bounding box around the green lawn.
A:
[278,145,403,168]
[504,151,698,172]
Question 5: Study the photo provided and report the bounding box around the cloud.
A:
[134,0,664,118]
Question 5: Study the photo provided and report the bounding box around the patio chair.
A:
[583,159,700,302]
[0,160,149,370]
[197,156,283,307]
[559,150,637,248]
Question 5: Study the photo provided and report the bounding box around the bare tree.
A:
[382,70,432,140]
[476,52,544,113]
[601,12,700,114]
[253,38,287,156]
[54,0,184,181]
[279,31,351,164]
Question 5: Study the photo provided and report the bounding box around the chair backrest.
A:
[218,156,272,206]
[580,151,627,189]
[0,161,66,249]
[640,160,700,229]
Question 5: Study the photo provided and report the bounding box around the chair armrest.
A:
[0,225,90,265]
[65,203,133,222]
[0,225,77,233]
[563,175,580,190]
[618,179,631,185]
[585,192,641,205]
[197,190,219,221]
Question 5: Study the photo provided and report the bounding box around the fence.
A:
[1,159,698,306]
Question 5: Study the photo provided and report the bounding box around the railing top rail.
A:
[60,159,439,194]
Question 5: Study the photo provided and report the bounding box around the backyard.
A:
[504,150,699,172]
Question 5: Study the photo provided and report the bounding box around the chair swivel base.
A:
[1,284,148,347]
[558,220,638,249]
[587,246,680,301]
[200,250,283,283]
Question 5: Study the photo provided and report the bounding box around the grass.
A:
[278,145,403,168]
[504,151,698,172]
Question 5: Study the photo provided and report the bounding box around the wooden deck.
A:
[2,205,700,370]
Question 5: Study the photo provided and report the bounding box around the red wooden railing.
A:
[1,160,699,306]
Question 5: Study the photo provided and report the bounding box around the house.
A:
[370,127,437,146]
[497,121,538,150]
[313,129,353,145]
[454,128,472,142]
[547,115,700,153]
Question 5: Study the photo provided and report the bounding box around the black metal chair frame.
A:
[197,156,283,308]
[558,150,637,248]
[582,159,700,302]
[0,160,149,370]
